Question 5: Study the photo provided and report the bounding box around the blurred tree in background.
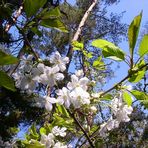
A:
[0,0,147,147]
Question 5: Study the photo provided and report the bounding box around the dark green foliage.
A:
[0,88,45,141]
[0,0,129,145]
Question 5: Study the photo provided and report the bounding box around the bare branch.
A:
[72,0,98,41]
[66,0,98,70]
[67,109,95,148]
[5,5,23,32]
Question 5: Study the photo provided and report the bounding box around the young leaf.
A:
[0,71,16,91]
[100,94,113,101]
[131,90,148,108]
[40,19,68,33]
[138,34,148,57]
[56,105,69,117]
[83,51,93,59]
[72,41,84,50]
[31,27,42,37]
[123,91,133,106]
[92,39,125,61]
[41,7,61,19]
[26,123,39,140]
[128,12,142,57]
[39,127,47,135]
[23,140,45,148]
[0,50,18,65]
[93,57,105,70]
[24,0,47,17]
[128,60,146,83]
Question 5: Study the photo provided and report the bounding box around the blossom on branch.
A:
[50,51,69,72]
[52,126,67,137]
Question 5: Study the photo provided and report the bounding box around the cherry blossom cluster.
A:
[27,126,69,148]
[37,69,92,111]
[39,126,68,148]
[13,52,69,93]
[56,70,91,108]
[99,92,133,137]
[13,52,93,111]
[12,51,134,144]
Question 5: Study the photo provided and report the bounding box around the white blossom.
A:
[75,70,84,77]
[70,87,90,108]
[52,126,67,137]
[67,74,89,91]
[56,87,71,108]
[91,92,101,98]
[45,96,57,111]
[111,95,133,123]
[116,105,133,122]
[100,93,133,137]
[90,106,97,113]
[39,66,64,86]
[40,133,55,147]
[20,55,34,71]
[123,84,133,91]
[50,51,69,72]
[53,142,67,148]
[99,118,119,137]
[13,71,36,92]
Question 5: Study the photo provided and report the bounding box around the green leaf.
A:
[26,124,39,140]
[31,27,42,37]
[40,19,68,33]
[39,127,46,135]
[9,127,20,134]
[0,50,18,65]
[0,71,16,91]
[95,139,104,148]
[41,7,61,19]
[93,56,105,70]
[100,94,113,101]
[92,39,125,61]
[123,91,132,106]
[52,113,74,130]
[131,90,148,108]
[23,140,45,148]
[72,41,84,50]
[24,0,47,17]
[128,12,142,57]
[56,105,70,117]
[138,34,148,56]
[129,60,146,83]
[82,50,93,59]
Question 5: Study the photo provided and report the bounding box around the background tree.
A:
[0,0,127,141]
[0,0,147,147]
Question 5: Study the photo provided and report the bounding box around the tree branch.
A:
[66,0,98,70]
[67,109,95,148]
[5,5,23,32]
[100,63,148,97]
[90,63,148,139]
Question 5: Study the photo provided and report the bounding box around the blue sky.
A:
[68,0,148,89]
[16,0,148,139]
[105,0,148,89]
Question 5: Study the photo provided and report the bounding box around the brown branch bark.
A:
[100,63,148,97]
[72,0,98,41]
[67,109,95,148]
[5,5,23,32]
[66,0,98,70]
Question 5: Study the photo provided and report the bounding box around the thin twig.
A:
[100,63,148,97]
[5,5,23,32]
[15,24,39,60]
[67,109,95,148]
[66,0,98,70]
